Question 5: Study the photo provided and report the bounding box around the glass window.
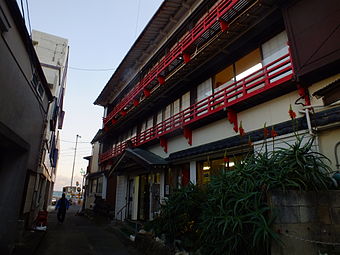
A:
[91,179,97,193]
[261,31,288,65]
[173,99,180,115]
[197,78,212,101]
[213,65,235,92]
[181,91,190,110]
[164,104,171,120]
[156,110,162,124]
[97,177,103,193]
[235,49,262,81]
[146,116,153,129]
[140,121,146,132]
[197,155,247,186]
[132,126,137,137]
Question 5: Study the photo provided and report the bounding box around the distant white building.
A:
[29,30,69,213]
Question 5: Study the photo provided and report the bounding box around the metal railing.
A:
[116,203,127,221]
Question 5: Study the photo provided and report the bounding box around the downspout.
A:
[300,102,340,135]
[335,141,340,170]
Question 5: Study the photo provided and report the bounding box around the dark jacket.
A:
[55,197,70,212]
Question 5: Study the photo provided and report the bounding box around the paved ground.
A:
[35,205,141,255]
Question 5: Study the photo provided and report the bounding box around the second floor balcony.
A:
[100,52,294,164]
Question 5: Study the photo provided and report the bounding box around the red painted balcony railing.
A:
[103,0,247,126]
[99,53,294,163]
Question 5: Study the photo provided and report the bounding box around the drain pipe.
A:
[335,141,340,170]
[298,108,314,135]
[299,103,340,135]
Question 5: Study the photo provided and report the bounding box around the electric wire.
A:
[134,0,141,38]
[68,66,116,71]
[34,42,116,72]
[60,139,91,143]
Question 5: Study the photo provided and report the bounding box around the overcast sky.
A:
[27,0,163,190]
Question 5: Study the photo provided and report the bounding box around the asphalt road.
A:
[35,205,140,255]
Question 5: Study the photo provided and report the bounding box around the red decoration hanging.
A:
[183,52,191,63]
[157,75,165,85]
[143,89,151,97]
[159,137,168,153]
[297,84,311,106]
[183,127,192,146]
[227,109,238,132]
[218,19,229,32]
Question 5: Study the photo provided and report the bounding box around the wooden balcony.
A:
[100,53,294,164]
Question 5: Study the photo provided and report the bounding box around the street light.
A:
[80,168,86,210]
[80,168,85,199]
[70,134,81,191]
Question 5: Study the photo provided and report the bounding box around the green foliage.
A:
[151,137,332,254]
[148,183,206,251]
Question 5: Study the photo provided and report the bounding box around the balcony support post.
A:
[159,137,168,153]
[183,127,192,146]
[227,109,238,133]
[297,84,311,106]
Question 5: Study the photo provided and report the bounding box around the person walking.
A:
[55,193,70,223]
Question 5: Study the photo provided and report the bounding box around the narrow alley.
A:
[34,205,140,255]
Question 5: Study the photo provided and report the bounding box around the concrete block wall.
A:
[269,190,340,255]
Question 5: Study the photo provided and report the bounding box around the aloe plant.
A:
[148,136,332,254]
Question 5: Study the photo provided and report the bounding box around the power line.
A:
[60,139,91,144]
[68,66,116,72]
[134,0,141,38]
[34,46,116,72]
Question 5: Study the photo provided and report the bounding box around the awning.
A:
[313,79,340,105]
[109,148,168,176]
[86,170,107,179]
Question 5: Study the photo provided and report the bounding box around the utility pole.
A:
[70,134,81,189]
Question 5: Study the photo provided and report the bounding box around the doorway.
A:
[127,178,134,219]
[138,174,149,220]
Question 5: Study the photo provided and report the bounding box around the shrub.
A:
[148,183,206,251]
[150,137,332,254]
[199,137,332,254]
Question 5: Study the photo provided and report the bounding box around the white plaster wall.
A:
[318,129,340,171]
[132,176,139,220]
[238,91,302,132]
[253,131,318,154]
[32,30,68,67]
[147,90,303,157]
[91,142,100,173]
